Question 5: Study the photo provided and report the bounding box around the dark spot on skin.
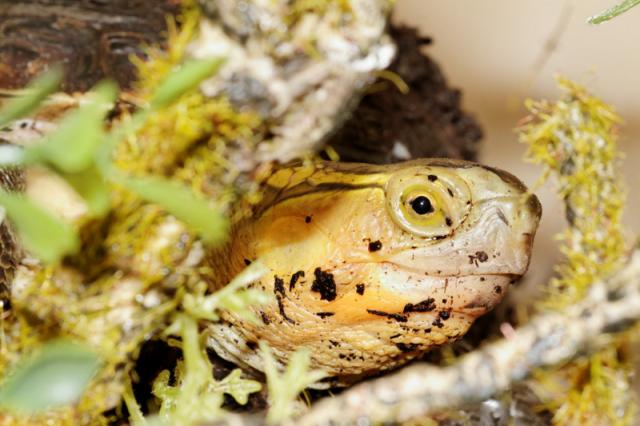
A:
[442,299,447,304]
[356,283,365,295]
[368,240,382,252]
[496,208,509,226]
[447,188,454,197]
[367,309,408,322]
[494,286,502,294]
[432,318,444,328]
[339,354,346,359]
[480,277,485,282]
[468,251,489,266]
[274,276,285,295]
[329,340,340,347]
[246,341,258,350]
[289,271,304,291]
[439,311,451,320]
[316,312,335,318]
[305,215,312,223]
[389,334,401,339]
[311,267,337,301]
[260,311,271,325]
[396,343,419,352]
[427,174,438,182]
[424,328,432,334]
[243,258,252,266]
[403,298,436,313]
[276,295,295,324]
[445,217,453,226]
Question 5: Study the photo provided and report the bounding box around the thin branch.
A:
[295,248,640,425]
[588,0,640,24]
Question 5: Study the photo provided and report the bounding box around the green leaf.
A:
[183,261,270,322]
[120,175,228,244]
[588,0,640,24]
[28,81,118,173]
[0,191,79,263]
[211,369,261,405]
[261,343,327,424]
[154,316,225,425]
[0,68,62,128]
[0,341,101,413]
[150,58,223,110]
[62,166,111,216]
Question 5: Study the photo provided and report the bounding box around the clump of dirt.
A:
[329,25,482,164]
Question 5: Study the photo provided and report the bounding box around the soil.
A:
[328,25,483,164]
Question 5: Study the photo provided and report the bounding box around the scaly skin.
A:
[206,159,541,386]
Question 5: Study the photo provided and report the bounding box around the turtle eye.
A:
[386,169,472,238]
[410,196,433,215]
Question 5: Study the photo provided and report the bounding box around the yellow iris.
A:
[386,168,472,238]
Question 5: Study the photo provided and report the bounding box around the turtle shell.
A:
[0,0,180,92]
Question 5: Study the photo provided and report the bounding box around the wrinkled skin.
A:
[207,159,541,386]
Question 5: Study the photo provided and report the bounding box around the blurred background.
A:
[394,0,640,286]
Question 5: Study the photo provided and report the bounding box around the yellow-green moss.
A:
[519,76,634,425]
[0,1,265,423]
[285,0,352,26]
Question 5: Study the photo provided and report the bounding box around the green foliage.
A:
[27,81,118,173]
[0,341,101,413]
[118,175,228,245]
[588,0,640,24]
[150,59,223,110]
[0,68,62,128]
[121,263,269,425]
[0,8,239,422]
[0,1,313,425]
[183,261,272,322]
[150,315,262,426]
[0,55,226,263]
[261,342,327,424]
[0,191,78,263]
[61,167,111,216]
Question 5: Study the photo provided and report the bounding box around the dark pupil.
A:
[410,196,433,215]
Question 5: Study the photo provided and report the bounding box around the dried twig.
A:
[295,248,640,425]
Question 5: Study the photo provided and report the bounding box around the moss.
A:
[285,0,353,26]
[518,76,634,425]
[0,1,265,423]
